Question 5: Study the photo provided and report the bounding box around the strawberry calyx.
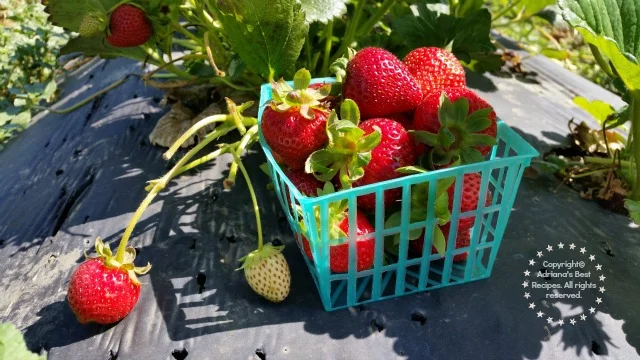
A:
[305,99,381,189]
[384,167,455,257]
[86,237,151,286]
[411,93,497,166]
[239,243,284,269]
[297,182,350,246]
[269,68,332,119]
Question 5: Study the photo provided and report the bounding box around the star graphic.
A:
[558,242,565,249]
[596,264,602,271]
[529,302,536,309]
[599,275,606,281]
[569,243,576,250]
[570,319,577,325]
[589,254,595,261]
[558,319,565,325]
[547,317,554,324]
[524,270,531,276]
[596,297,602,304]
[546,245,553,252]
[589,307,596,314]
[522,281,529,288]
[537,311,544,318]
[536,251,543,258]
[599,286,606,293]
[580,247,587,254]
[524,292,531,299]
[529,259,536,266]
[580,314,587,321]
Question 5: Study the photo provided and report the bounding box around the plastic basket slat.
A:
[257,77,539,311]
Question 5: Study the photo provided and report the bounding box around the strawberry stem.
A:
[231,151,264,251]
[630,91,640,200]
[356,0,396,37]
[225,126,259,188]
[321,20,334,76]
[204,31,226,77]
[163,115,232,160]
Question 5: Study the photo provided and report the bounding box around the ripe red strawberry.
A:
[343,47,422,119]
[412,88,497,166]
[301,209,375,273]
[262,69,331,170]
[404,47,466,97]
[106,4,152,48]
[385,112,413,130]
[67,238,150,324]
[410,222,471,263]
[448,173,494,229]
[287,169,323,197]
[353,118,417,210]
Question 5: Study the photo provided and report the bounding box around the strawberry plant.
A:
[541,0,640,223]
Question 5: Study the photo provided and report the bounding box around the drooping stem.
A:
[630,92,640,200]
[492,0,523,22]
[584,156,632,168]
[32,76,133,114]
[321,20,334,76]
[163,115,231,160]
[356,0,395,37]
[117,129,231,262]
[231,151,263,251]
[204,31,226,77]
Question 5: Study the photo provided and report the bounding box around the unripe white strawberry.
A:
[241,244,290,302]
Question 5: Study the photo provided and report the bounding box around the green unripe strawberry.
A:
[241,244,291,303]
[78,12,106,37]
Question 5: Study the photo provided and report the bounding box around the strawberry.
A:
[261,69,331,170]
[385,112,413,130]
[412,88,497,166]
[78,12,107,37]
[410,222,471,262]
[106,4,152,48]
[241,244,291,302]
[67,238,150,324]
[352,118,417,210]
[299,183,375,273]
[449,173,483,229]
[343,47,423,119]
[287,169,323,197]
[404,47,466,97]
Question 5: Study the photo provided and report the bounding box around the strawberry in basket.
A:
[262,69,332,170]
[411,88,497,167]
[298,183,375,273]
[306,100,416,210]
[403,47,467,98]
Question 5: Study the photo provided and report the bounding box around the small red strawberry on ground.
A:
[404,47,466,97]
[261,69,331,170]
[353,118,417,210]
[343,47,423,119]
[106,4,152,48]
[67,238,150,324]
[299,183,375,273]
[412,88,497,166]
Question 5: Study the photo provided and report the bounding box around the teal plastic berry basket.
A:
[258,77,539,311]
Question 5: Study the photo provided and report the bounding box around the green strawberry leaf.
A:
[0,323,46,360]
[438,93,469,128]
[340,99,360,125]
[436,176,455,196]
[410,130,439,147]
[396,166,429,174]
[464,108,493,132]
[465,134,498,147]
[433,226,446,257]
[459,147,485,164]
[293,68,312,90]
[214,0,308,81]
[297,0,348,24]
[625,199,640,225]
[559,0,640,92]
[392,1,497,71]
[573,96,616,126]
[437,128,456,148]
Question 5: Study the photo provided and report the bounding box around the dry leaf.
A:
[148,102,195,148]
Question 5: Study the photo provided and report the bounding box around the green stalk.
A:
[332,0,366,62]
[589,44,614,79]
[305,33,313,71]
[630,92,640,200]
[175,143,238,176]
[492,0,523,22]
[584,156,633,168]
[321,21,334,76]
[172,38,199,50]
[226,125,259,187]
[356,0,395,37]
[231,151,263,250]
[163,115,231,160]
[116,129,230,262]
